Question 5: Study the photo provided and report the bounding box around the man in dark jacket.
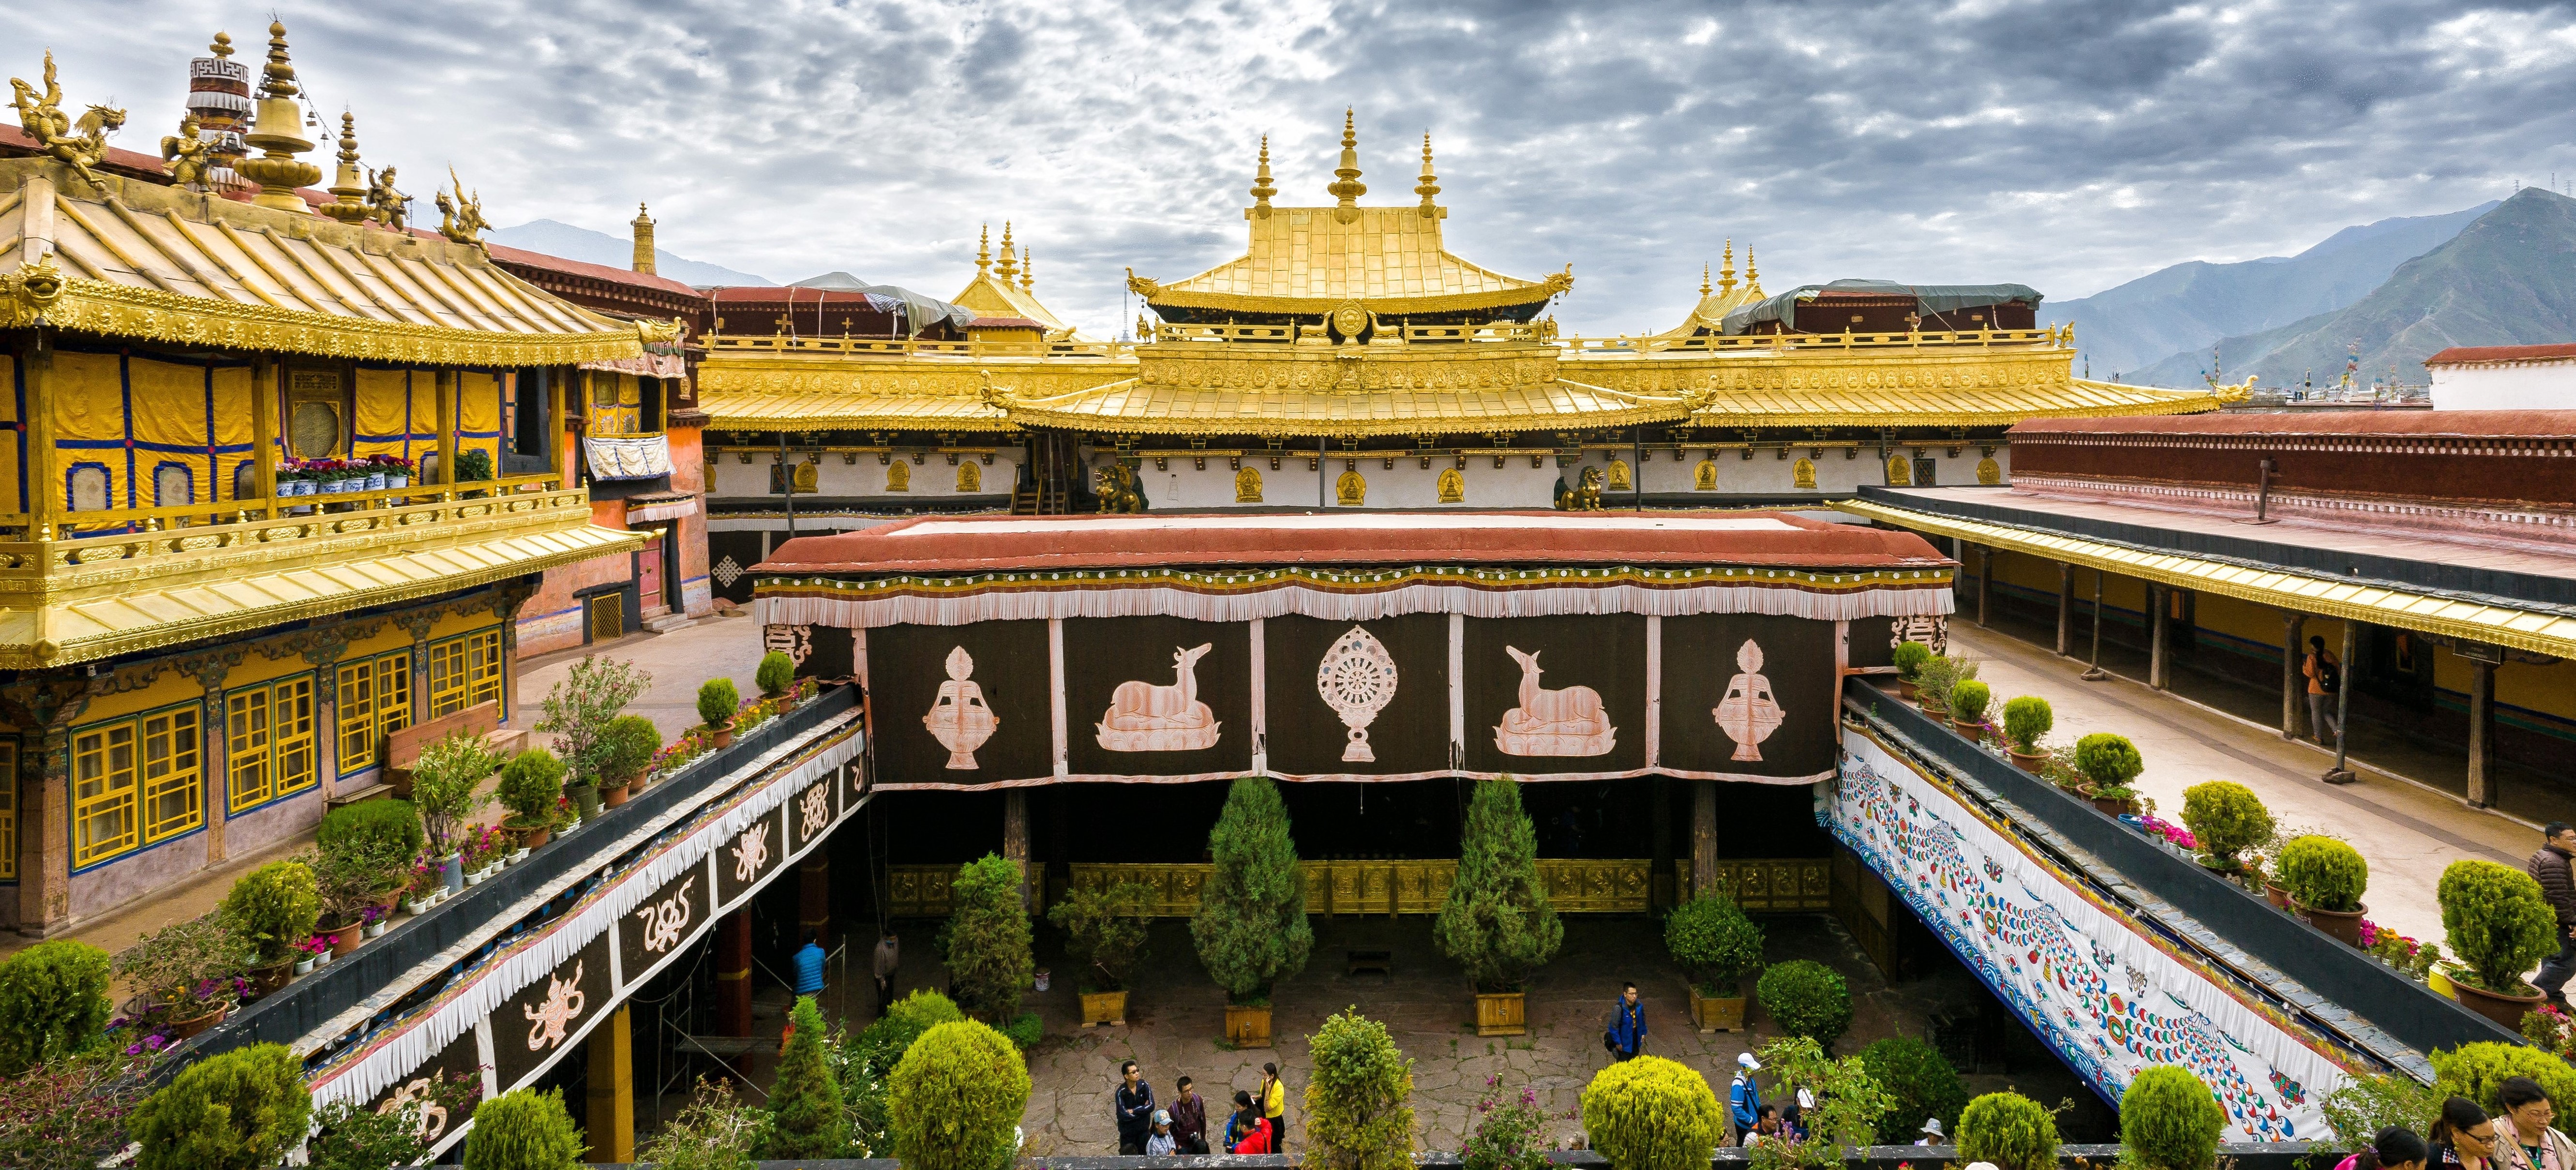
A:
[2530,823,2576,1005]
[1113,1059,1156,1155]
[1170,1075,1209,1155]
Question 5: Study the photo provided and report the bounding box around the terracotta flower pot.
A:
[2265,883,2293,910]
[321,915,366,958]
[2091,794,2135,816]
[2007,748,2048,774]
[1896,679,1919,699]
[2297,900,2368,947]
[513,822,552,850]
[2451,973,2546,1030]
[601,781,631,808]
[710,720,735,749]
[165,1001,231,1040]
[1951,716,1985,736]
[245,959,295,998]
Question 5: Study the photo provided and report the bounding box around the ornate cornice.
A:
[10,276,644,366]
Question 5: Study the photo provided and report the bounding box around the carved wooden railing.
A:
[874,857,1834,918]
[704,334,1136,360]
[1558,328,2065,355]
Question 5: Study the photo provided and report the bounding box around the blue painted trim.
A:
[119,352,135,509]
[68,820,207,877]
[54,438,254,453]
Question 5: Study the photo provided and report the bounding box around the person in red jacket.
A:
[1227,1091,1273,1154]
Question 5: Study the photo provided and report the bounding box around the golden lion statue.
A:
[1556,465,1607,511]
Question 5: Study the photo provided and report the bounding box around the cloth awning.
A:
[584,435,675,481]
[1721,280,2045,335]
[625,494,699,524]
[581,350,688,378]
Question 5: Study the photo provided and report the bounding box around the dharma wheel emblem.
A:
[923,646,998,769]
[1712,639,1785,762]
[1316,625,1397,762]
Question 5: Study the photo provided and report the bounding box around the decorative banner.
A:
[362,1028,481,1149]
[619,865,706,989]
[1063,616,1253,780]
[1264,615,1451,780]
[717,806,787,910]
[793,775,835,853]
[487,933,611,1091]
[1831,728,2346,1139]
[1462,615,1646,776]
[1659,615,1834,781]
[869,621,1053,782]
[1846,613,1946,673]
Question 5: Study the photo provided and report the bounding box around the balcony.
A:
[0,472,646,667]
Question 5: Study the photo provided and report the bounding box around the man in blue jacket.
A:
[1729,1052,1764,1140]
[792,930,827,998]
[1605,981,1647,1061]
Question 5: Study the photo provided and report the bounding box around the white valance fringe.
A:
[758,580,1952,630]
[873,765,1832,792]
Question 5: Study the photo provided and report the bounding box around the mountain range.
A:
[2040,201,2497,378]
[484,219,772,288]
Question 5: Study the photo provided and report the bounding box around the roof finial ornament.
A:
[1744,248,1761,297]
[1718,239,1737,294]
[631,201,657,275]
[1019,246,1034,292]
[996,221,1019,282]
[1249,135,1276,218]
[210,30,234,59]
[975,224,991,274]
[1699,263,1711,298]
[322,109,372,224]
[1414,131,1440,217]
[1328,107,1366,223]
[236,21,319,212]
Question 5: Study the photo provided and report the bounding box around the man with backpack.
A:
[1604,982,1646,1062]
[2304,635,2342,747]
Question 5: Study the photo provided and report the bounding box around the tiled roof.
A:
[2011,409,2576,439]
[2424,344,2576,366]
[485,242,701,298]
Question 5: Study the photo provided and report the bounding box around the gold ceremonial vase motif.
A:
[923,645,997,768]
[1713,638,1784,762]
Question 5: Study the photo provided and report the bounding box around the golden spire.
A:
[1414,132,1440,217]
[1699,263,1711,298]
[995,221,1019,282]
[1744,248,1762,297]
[323,110,371,224]
[975,224,992,274]
[1249,135,1276,217]
[1019,247,1034,292]
[210,30,234,59]
[237,21,319,213]
[1717,239,1737,294]
[257,20,300,100]
[1328,108,1366,222]
[631,202,657,275]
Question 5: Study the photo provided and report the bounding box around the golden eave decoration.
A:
[1677,378,2226,428]
[700,391,1016,434]
[0,160,643,365]
[983,369,1684,440]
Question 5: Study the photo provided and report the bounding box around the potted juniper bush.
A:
[1435,778,1562,1036]
[1665,893,1764,1032]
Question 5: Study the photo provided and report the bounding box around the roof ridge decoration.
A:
[236,22,316,211]
[436,165,488,251]
[322,109,371,224]
[1414,132,1438,217]
[1328,107,1366,221]
[10,49,127,191]
[1249,135,1275,217]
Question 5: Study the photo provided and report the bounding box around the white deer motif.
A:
[1096,643,1221,751]
[1494,645,1617,756]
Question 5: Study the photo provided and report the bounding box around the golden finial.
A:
[1414,132,1440,217]
[1744,248,1761,297]
[1718,239,1737,293]
[1328,107,1367,221]
[258,20,300,100]
[975,224,991,274]
[323,110,371,224]
[1249,135,1276,216]
[631,202,657,275]
[210,31,234,59]
[1019,247,1034,292]
[238,21,319,212]
[1700,263,1711,298]
[996,221,1019,282]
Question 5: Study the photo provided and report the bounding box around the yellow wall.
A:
[0,353,17,515]
[352,367,438,469]
[460,370,503,475]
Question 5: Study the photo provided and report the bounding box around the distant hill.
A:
[2126,189,2576,389]
[2042,201,2497,378]
[485,219,771,288]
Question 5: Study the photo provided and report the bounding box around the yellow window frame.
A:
[139,706,202,844]
[73,721,137,868]
[335,650,414,775]
[429,627,506,720]
[227,687,273,812]
[428,636,469,718]
[273,676,316,800]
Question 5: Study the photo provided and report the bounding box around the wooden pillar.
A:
[584,1005,635,1164]
[27,726,71,932]
[25,335,57,537]
[2466,652,2499,808]
[1976,547,1992,628]
[2054,562,2074,656]
[1003,790,1030,909]
[1689,780,1719,899]
[2147,584,2170,690]
[434,369,457,493]
[716,909,752,1036]
[2281,613,2306,740]
[799,855,830,945]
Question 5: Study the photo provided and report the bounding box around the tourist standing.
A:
[2304,636,2343,746]
[2429,1096,2499,1170]
[1261,1062,1289,1151]
[1917,1119,1947,1146]
[2491,1077,2576,1170]
[1741,1106,1782,1147]
[1145,1110,1177,1156]
[1228,1091,1273,1155]
[1114,1059,1157,1155]
[872,931,900,1014]
[1170,1075,1209,1155]
[792,930,827,999]
[1729,1052,1764,1141]
[2528,824,2576,1006]
[1605,982,1647,1061]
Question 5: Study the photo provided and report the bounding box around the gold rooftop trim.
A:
[1677,377,2224,428]
[1835,497,2576,661]
[983,372,1684,439]
[0,161,645,364]
[700,391,1016,433]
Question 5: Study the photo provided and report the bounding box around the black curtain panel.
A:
[621,864,710,987]
[1263,614,1451,778]
[1462,615,1649,776]
[1659,614,1837,780]
[868,621,1055,784]
[1062,616,1255,779]
[487,932,614,1091]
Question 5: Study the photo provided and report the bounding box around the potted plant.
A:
[496,748,567,851]
[2436,858,2558,1027]
[756,650,798,703]
[1665,893,1764,1032]
[536,654,653,796]
[1436,778,1563,1037]
[596,715,662,807]
[699,677,741,748]
[2000,696,2052,773]
[310,833,406,958]
[1948,679,1992,735]
[454,448,495,497]
[2178,781,2273,874]
[411,729,505,894]
[2089,784,2140,816]
[360,904,389,939]
[293,935,329,976]
[1190,776,1313,1047]
[113,915,249,1038]
[1047,879,1152,1027]
[1914,654,1956,717]
[2070,732,2142,805]
[2277,834,2368,945]
[1891,640,1932,699]
[218,860,319,997]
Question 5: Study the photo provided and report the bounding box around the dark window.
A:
[1913,458,1938,486]
[510,368,548,457]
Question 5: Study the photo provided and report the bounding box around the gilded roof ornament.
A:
[322,110,373,224]
[1019,247,1034,293]
[365,163,409,232]
[1414,132,1439,217]
[1249,135,1276,217]
[1124,267,1162,298]
[237,22,317,212]
[1718,239,1737,293]
[995,222,1018,283]
[210,31,234,59]
[434,166,490,251]
[1327,107,1366,223]
[1744,248,1761,297]
[9,50,127,190]
[160,112,215,191]
[1699,263,1711,298]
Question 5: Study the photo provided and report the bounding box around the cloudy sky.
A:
[13,1,2574,336]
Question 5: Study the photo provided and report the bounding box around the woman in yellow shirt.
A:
[1261,1063,1288,1151]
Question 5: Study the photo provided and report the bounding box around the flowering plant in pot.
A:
[310,832,411,956]
[536,654,652,793]
[294,934,330,975]
[411,730,505,892]
[113,915,250,1036]
[2437,858,2557,1027]
[496,747,567,850]
[218,860,319,995]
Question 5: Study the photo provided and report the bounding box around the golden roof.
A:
[1679,377,2227,428]
[987,369,1681,439]
[701,391,1014,433]
[0,160,646,365]
[951,222,1074,336]
[1647,242,1766,346]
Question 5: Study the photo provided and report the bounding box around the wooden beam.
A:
[584,1005,635,1164]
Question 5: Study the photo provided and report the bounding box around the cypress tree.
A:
[1435,778,1562,991]
[1190,776,1313,1000]
[945,854,1033,1020]
[765,996,849,1158]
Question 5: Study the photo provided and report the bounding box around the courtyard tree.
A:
[130,1043,311,1170]
[1192,776,1313,1032]
[2119,1065,2226,1170]
[888,1019,1031,1170]
[1435,778,1562,1030]
[835,990,969,1156]
[1303,1007,1416,1170]
[1955,1091,2061,1170]
[945,855,1033,1022]
[0,939,113,1075]
[462,1088,584,1170]
[1579,1054,1723,1170]
[764,995,847,1158]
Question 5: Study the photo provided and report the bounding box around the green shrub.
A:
[412,730,504,856]
[1663,895,1764,995]
[944,855,1033,1020]
[496,749,567,823]
[131,1043,311,1170]
[1756,960,1852,1049]
[2072,733,2143,789]
[1955,1092,2060,1170]
[1303,1008,1416,1170]
[2001,696,2053,753]
[2276,835,2367,914]
[2118,1065,2226,1170]
[1190,776,1313,1000]
[114,915,251,1008]
[998,1011,1041,1050]
[2179,781,2273,868]
[1914,655,1976,712]
[639,1077,764,1170]
[534,656,652,784]
[455,448,494,483]
[310,1070,480,1170]
[219,860,319,964]
[887,1020,1030,1170]
[2317,1073,2439,1153]
[317,798,425,862]
[765,996,847,1158]
[1435,778,1564,992]
[835,990,969,1158]
[1046,880,1151,991]
[462,1087,583,1170]
[2430,1042,2576,1117]
[2437,860,2558,995]
[1859,1036,1966,1142]
[597,715,662,783]
[1892,641,1932,681]
[1579,1054,1723,1170]
[699,678,741,727]
[0,940,112,1074]
[1753,1035,1894,1168]
[1948,680,1992,723]
[756,651,797,697]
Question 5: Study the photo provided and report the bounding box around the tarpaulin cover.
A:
[1721,279,2045,335]
[790,271,977,330]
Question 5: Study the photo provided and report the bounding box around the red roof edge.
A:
[2424,343,2576,366]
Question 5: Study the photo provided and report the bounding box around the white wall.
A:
[1093,444,2011,510]
[2431,360,2576,410]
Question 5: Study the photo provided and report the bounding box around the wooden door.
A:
[638,542,665,613]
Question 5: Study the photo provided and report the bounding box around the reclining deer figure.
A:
[1496,645,1615,755]
[1098,643,1221,750]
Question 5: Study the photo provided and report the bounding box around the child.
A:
[1146,1110,1177,1156]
